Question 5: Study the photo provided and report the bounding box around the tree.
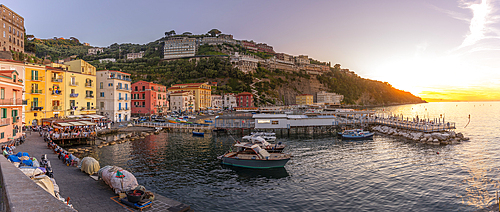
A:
[164,30,176,37]
[208,29,222,37]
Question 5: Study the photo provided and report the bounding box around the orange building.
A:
[0,70,22,143]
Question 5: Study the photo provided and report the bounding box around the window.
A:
[125,93,128,100]
[100,82,103,89]
[100,102,104,109]
[135,86,138,91]
[142,86,145,91]
[108,83,113,87]
[71,89,75,94]
[70,77,76,85]
[33,98,38,107]
[70,100,75,107]
[0,132,3,139]
[142,94,145,99]
[0,88,4,99]
[1,108,6,118]
[125,84,128,90]
[158,94,161,99]
[118,103,122,110]
[31,70,38,80]
[257,119,270,124]
[87,102,91,109]
[125,103,128,109]
[100,92,104,97]
[118,93,121,99]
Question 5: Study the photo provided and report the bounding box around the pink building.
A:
[0,70,23,143]
[131,81,168,115]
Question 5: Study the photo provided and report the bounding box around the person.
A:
[2,146,8,156]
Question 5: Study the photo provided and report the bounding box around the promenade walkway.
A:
[16,132,191,212]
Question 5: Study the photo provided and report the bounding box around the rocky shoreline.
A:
[371,125,470,145]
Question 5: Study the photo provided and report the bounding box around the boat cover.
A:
[80,157,100,175]
[33,175,55,197]
[19,167,44,177]
[98,166,138,194]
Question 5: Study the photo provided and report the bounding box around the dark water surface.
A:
[92,102,500,211]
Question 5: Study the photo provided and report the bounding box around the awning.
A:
[57,123,73,127]
[68,122,85,126]
[79,121,96,125]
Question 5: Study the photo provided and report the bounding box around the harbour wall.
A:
[0,156,75,212]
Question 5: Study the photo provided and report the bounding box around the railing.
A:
[22,100,28,105]
[52,106,62,111]
[124,107,129,110]
[0,118,11,126]
[85,83,92,87]
[85,95,94,98]
[51,90,62,95]
[31,76,42,81]
[138,122,213,130]
[116,86,130,91]
[0,98,23,105]
[108,77,131,81]
[51,77,63,82]
[69,82,79,86]
[12,117,19,124]
[118,97,124,100]
[70,93,78,97]
[30,106,43,111]
[134,105,145,107]
[31,89,43,94]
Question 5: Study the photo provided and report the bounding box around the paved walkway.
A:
[16,133,191,212]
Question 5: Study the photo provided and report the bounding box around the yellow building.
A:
[296,94,313,105]
[46,66,65,119]
[63,60,97,116]
[24,63,47,126]
[167,82,211,111]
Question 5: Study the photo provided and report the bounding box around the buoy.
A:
[436,152,439,154]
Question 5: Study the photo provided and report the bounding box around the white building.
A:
[170,91,194,112]
[126,51,144,60]
[88,48,104,55]
[200,34,238,46]
[164,37,197,59]
[211,95,223,109]
[230,52,265,73]
[223,93,237,109]
[99,58,116,63]
[96,70,131,122]
[316,91,344,105]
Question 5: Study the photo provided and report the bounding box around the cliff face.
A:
[256,69,425,106]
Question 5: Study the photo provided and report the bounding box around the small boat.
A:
[342,131,374,140]
[250,132,276,142]
[192,131,204,137]
[204,120,213,123]
[218,143,291,169]
[241,136,285,153]
[168,120,178,124]
[337,129,363,137]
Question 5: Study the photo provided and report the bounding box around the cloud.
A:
[457,0,496,49]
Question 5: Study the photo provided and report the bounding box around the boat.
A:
[168,119,178,124]
[192,131,204,136]
[337,129,363,137]
[218,143,291,169]
[341,131,374,140]
[204,120,213,123]
[241,136,285,153]
[250,132,276,142]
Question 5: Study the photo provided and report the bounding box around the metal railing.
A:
[52,106,62,111]
[0,118,11,126]
[85,83,92,87]
[69,82,79,86]
[51,77,63,82]
[51,90,62,95]
[0,98,23,105]
[138,122,213,130]
[116,86,130,91]
[31,89,43,94]
[85,95,94,98]
[118,97,124,100]
[70,93,78,97]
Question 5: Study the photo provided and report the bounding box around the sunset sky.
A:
[4,0,500,101]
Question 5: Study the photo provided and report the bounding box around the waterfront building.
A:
[131,81,168,115]
[0,59,26,122]
[63,60,97,116]
[24,63,46,126]
[223,93,237,110]
[99,58,116,63]
[167,82,211,111]
[0,69,22,143]
[211,95,222,109]
[87,47,103,55]
[46,66,65,119]
[317,91,343,105]
[169,91,194,112]
[296,94,313,105]
[164,37,196,59]
[126,51,144,60]
[236,92,253,108]
[0,5,25,52]
[96,70,131,122]
[230,52,265,73]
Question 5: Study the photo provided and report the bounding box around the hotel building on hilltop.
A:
[96,70,131,122]
[164,37,197,59]
[0,5,25,52]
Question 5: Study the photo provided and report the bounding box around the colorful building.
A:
[236,92,253,107]
[0,59,26,123]
[0,69,23,143]
[169,91,194,112]
[131,81,168,115]
[46,66,65,119]
[96,70,131,122]
[296,94,313,105]
[167,82,211,111]
[63,60,97,116]
[24,63,46,126]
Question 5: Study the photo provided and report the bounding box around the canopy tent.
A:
[68,122,85,126]
[56,123,73,127]
[79,121,97,125]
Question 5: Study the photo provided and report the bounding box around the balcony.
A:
[51,90,62,95]
[116,86,130,92]
[0,118,11,127]
[85,95,94,99]
[70,93,78,98]
[52,106,62,111]
[69,82,79,86]
[85,83,92,87]
[118,97,124,100]
[12,117,19,124]
[31,89,43,94]
[81,107,96,111]
[108,76,132,81]
[22,100,28,105]
[30,106,43,111]
[31,76,43,82]
[0,98,23,105]
[134,105,145,108]
[52,77,63,83]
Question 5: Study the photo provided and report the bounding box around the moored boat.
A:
[250,132,276,142]
[342,131,374,140]
[241,135,285,153]
[218,143,291,169]
[192,131,204,136]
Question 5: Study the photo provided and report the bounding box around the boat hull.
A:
[221,157,290,169]
[342,133,374,140]
[192,131,205,136]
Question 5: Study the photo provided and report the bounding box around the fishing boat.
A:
[168,119,178,124]
[337,129,363,137]
[218,143,291,169]
[341,131,374,140]
[241,136,285,153]
[192,131,205,137]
